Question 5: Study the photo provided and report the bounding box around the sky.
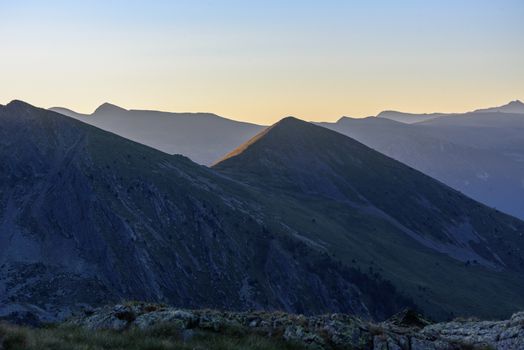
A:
[1,0,523,124]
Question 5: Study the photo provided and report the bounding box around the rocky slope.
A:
[0,101,411,323]
[67,303,524,350]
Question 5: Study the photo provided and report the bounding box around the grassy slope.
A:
[72,110,422,319]
[261,194,524,320]
[214,117,524,320]
[0,323,301,350]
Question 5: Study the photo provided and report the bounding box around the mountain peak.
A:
[337,116,350,122]
[240,115,311,135]
[213,116,350,167]
[212,117,307,164]
[474,100,524,114]
[93,102,127,115]
[5,99,32,109]
[274,116,303,126]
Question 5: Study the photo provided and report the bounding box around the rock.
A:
[418,311,524,350]
[283,325,326,349]
[113,305,136,323]
[134,311,187,330]
[387,309,432,329]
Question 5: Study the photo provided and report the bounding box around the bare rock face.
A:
[416,312,524,349]
[69,304,524,349]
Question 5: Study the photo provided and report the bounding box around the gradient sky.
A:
[1,0,523,124]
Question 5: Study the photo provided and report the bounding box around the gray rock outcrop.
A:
[69,304,524,349]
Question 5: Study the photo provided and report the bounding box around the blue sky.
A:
[1,0,523,123]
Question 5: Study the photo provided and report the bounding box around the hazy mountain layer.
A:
[321,111,524,219]
[49,102,524,220]
[50,104,264,165]
[473,99,524,114]
[375,100,524,123]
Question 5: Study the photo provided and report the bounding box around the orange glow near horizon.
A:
[1,1,523,125]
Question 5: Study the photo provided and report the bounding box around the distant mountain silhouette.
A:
[375,100,524,124]
[93,102,128,114]
[321,111,524,220]
[49,104,264,165]
[473,100,524,114]
[376,110,449,123]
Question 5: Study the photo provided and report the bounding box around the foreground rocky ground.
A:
[1,303,522,349]
[57,303,524,349]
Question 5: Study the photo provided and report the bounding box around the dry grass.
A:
[0,322,304,350]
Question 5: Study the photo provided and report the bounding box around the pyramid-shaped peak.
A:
[274,115,333,130]
[238,116,322,143]
[213,116,354,167]
[272,116,305,127]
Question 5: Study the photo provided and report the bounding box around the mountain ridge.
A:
[321,110,524,219]
[473,99,524,114]
[214,117,524,319]
[0,101,414,323]
[3,100,524,322]
[93,102,128,115]
[49,103,265,165]
[373,99,524,124]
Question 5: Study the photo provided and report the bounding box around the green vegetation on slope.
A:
[214,117,524,320]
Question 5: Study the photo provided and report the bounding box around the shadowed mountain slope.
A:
[49,102,524,219]
[321,113,524,219]
[0,101,412,323]
[49,104,264,165]
[214,117,524,320]
[2,102,524,324]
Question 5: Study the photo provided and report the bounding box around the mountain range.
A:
[0,101,408,323]
[50,103,264,165]
[320,108,524,220]
[2,101,524,324]
[375,100,524,123]
[51,100,524,220]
